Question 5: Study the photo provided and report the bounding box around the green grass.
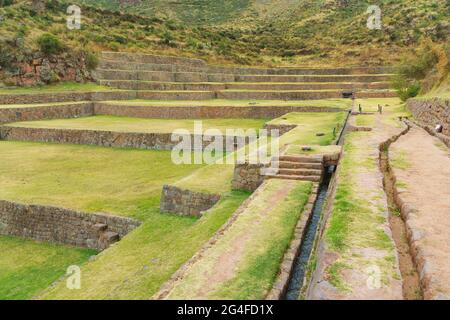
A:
[8,116,268,134]
[104,99,352,109]
[0,82,116,94]
[0,236,96,300]
[165,180,312,300]
[40,191,249,300]
[355,115,375,127]
[323,132,399,292]
[270,112,347,146]
[391,150,411,170]
[0,141,210,221]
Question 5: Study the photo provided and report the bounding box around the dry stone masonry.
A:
[160,185,221,217]
[0,200,141,250]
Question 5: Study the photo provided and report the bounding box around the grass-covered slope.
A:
[0,235,95,300]
[164,179,312,300]
[70,0,449,66]
[1,0,448,67]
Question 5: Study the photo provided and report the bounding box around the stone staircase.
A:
[268,155,324,182]
[94,52,396,101]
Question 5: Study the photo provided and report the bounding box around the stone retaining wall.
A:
[101,52,207,67]
[0,91,136,105]
[94,103,344,119]
[207,66,391,76]
[232,163,267,192]
[160,185,220,217]
[0,102,94,124]
[0,126,227,151]
[0,200,141,250]
[407,97,449,137]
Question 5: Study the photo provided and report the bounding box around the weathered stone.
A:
[160,185,220,217]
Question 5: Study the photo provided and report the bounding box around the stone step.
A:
[278,168,323,176]
[275,161,323,170]
[277,155,324,163]
[267,174,322,182]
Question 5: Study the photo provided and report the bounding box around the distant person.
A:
[359,104,362,114]
[378,104,383,114]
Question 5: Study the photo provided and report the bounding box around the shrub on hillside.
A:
[37,33,64,55]
[85,51,99,71]
[392,38,449,101]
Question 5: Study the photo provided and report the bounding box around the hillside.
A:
[0,0,448,84]
[65,0,450,66]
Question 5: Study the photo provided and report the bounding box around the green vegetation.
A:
[0,236,95,300]
[0,82,116,94]
[392,38,449,101]
[1,0,448,72]
[165,180,312,300]
[41,191,249,299]
[105,98,352,109]
[0,141,208,220]
[37,33,65,55]
[324,131,399,291]
[9,116,268,134]
[355,115,375,127]
[269,112,347,146]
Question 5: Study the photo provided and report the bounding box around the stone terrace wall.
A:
[0,91,136,105]
[0,103,94,124]
[0,200,141,250]
[0,126,228,151]
[94,103,344,119]
[101,52,207,68]
[160,185,220,217]
[232,163,267,192]
[407,98,449,137]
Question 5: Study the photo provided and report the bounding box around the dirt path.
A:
[390,125,450,299]
[308,115,404,300]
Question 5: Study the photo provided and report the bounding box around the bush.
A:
[85,52,99,71]
[392,38,449,100]
[37,33,64,55]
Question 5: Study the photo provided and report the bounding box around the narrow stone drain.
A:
[379,128,423,300]
[283,165,334,300]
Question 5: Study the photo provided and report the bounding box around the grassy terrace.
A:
[0,236,96,300]
[0,142,212,220]
[7,116,268,134]
[165,179,312,300]
[0,82,118,94]
[272,112,347,146]
[0,110,344,299]
[103,98,352,109]
[0,140,250,299]
[322,129,400,293]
